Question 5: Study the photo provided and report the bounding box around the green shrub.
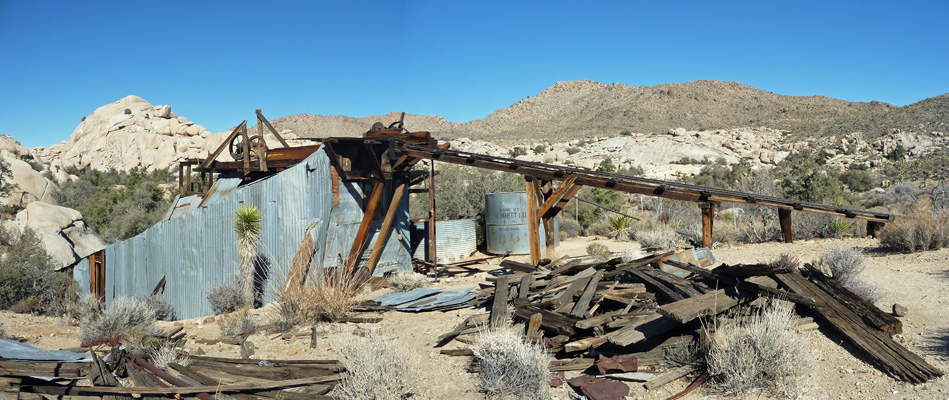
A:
[840,169,874,192]
[619,130,632,136]
[597,157,616,173]
[879,196,949,252]
[532,145,546,154]
[0,228,77,315]
[508,147,528,158]
[207,276,245,314]
[565,147,581,155]
[776,152,849,204]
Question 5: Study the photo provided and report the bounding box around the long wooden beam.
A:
[365,182,407,275]
[396,144,892,223]
[538,176,579,218]
[345,180,385,273]
[525,177,541,266]
[200,120,246,170]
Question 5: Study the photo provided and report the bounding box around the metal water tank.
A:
[411,219,477,262]
[485,192,559,255]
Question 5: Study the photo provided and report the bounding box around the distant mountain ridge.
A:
[253,80,947,142]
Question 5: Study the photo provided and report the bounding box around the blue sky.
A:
[1,1,947,148]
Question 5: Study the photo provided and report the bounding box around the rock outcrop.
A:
[0,135,59,209]
[12,201,105,268]
[35,96,219,174]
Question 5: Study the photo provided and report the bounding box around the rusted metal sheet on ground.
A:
[97,147,412,318]
[372,287,479,311]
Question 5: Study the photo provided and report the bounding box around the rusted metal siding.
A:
[100,147,411,318]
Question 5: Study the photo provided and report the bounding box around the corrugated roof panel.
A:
[93,147,412,319]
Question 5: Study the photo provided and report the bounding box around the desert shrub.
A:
[55,167,174,243]
[150,342,190,369]
[597,157,616,173]
[616,164,645,177]
[121,325,160,355]
[275,268,367,327]
[144,294,175,321]
[619,130,631,136]
[508,146,528,158]
[532,145,546,154]
[586,243,611,261]
[679,158,752,190]
[840,169,875,192]
[207,276,246,314]
[217,306,257,339]
[565,147,581,155]
[828,217,854,238]
[769,254,800,272]
[739,210,780,243]
[606,214,634,239]
[705,303,813,398]
[0,228,78,316]
[79,296,159,346]
[820,245,883,303]
[332,332,424,400]
[633,224,681,249]
[776,151,851,205]
[0,323,5,339]
[387,272,427,292]
[473,327,550,400]
[559,217,581,238]
[663,340,703,368]
[878,196,949,252]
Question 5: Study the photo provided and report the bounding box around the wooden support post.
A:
[185,163,192,193]
[365,182,407,275]
[779,208,793,243]
[345,180,386,273]
[241,124,250,173]
[178,164,185,195]
[428,161,437,266]
[525,176,541,266]
[701,202,715,248]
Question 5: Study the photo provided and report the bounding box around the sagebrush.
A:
[473,327,550,400]
[705,303,813,398]
[217,306,257,339]
[878,196,949,252]
[79,295,168,348]
[332,332,424,400]
[820,245,883,303]
[387,272,428,292]
[207,276,246,314]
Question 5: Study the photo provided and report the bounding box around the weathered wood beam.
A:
[538,176,578,217]
[345,180,386,273]
[701,202,715,248]
[256,109,290,148]
[779,208,793,243]
[200,120,246,170]
[525,176,542,265]
[365,182,407,275]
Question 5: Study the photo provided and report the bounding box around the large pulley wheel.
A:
[229,135,265,161]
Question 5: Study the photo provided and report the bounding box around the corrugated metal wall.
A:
[97,147,411,318]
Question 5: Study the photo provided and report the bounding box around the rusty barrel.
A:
[485,192,558,255]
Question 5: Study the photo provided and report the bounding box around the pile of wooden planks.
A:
[439,247,941,398]
[1,347,343,400]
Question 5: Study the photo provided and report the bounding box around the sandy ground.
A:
[3,236,949,399]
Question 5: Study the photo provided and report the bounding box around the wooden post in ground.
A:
[867,221,884,238]
[701,202,715,248]
[525,176,541,266]
[779,208,793,243]
[428,161,437,270]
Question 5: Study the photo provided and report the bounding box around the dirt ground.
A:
[3,236,949,399]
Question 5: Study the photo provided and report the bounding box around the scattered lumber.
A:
[774,271,942,383]
[803,265,902,335]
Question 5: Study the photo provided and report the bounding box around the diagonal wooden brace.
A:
[538,176,581,219]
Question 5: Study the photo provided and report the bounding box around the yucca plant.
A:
[234,205,262,307]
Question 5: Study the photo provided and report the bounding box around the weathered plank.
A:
[513,305,578,336]
[773,272,942,383]
[805,265,902,336]
[490,276,510,328]
[570,270,604,317]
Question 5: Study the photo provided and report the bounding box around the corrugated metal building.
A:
[74,146,411,319]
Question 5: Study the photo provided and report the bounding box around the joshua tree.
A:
[233,205,262,306]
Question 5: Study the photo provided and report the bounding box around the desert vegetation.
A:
[332,332,425,400]
[473,327,551,400]
[0,227,77,316]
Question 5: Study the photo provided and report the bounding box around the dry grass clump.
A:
[632,224,681,249]
[820,245,883,303]
[217,306,257,339]
[331,332,424,400]
[770,253,801,272]
[879,196,949,252]
[275,268,368,328]
[207,276,246,314]
[473,327,551,400]
[150,342,191,369]
[387,271,428,292]
[705,303,813,398]
[585,242,611,261]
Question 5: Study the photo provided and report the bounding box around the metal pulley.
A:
[229,134,264,161]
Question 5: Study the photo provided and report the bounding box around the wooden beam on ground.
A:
[491,276,510,327]
[773,272,942,383]
[365,182,408,275]
[569,270,604,318]
[525,177,542,265]
[701,202,715,248]
[779,208,793,243]
[805,265,902,336]
[345,180,385,273]
[21,374,342,396]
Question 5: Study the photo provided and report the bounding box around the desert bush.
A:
[840,169,875,192]
[597,157,616,173]
[705,303,813,398]
[828,217,854,238]
[532,144,546,154]
[586,243,611,261]
[275,268,368,327]
[679,158,752,190]
[207,276,246,314]
[332,332,424,400]
[0,228,78,316]
[633,224,681,249]
[218,306,257,339]
[776,151,850,205]
[559,217,581,238]
[878,196,949,252]
[820,245,883,303]
[121,325,160,355]
[565,147,581,155]
[508,146,528,158]
[144,294,175,321]
[738,210,780,243]
[79,296,159,346]
[387,271,427,292]
[150,342,191,369]
[769,254,800,272]
[473,327,550,400]
[663,340,703,368]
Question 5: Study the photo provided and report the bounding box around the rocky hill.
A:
[259,80,945,142]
